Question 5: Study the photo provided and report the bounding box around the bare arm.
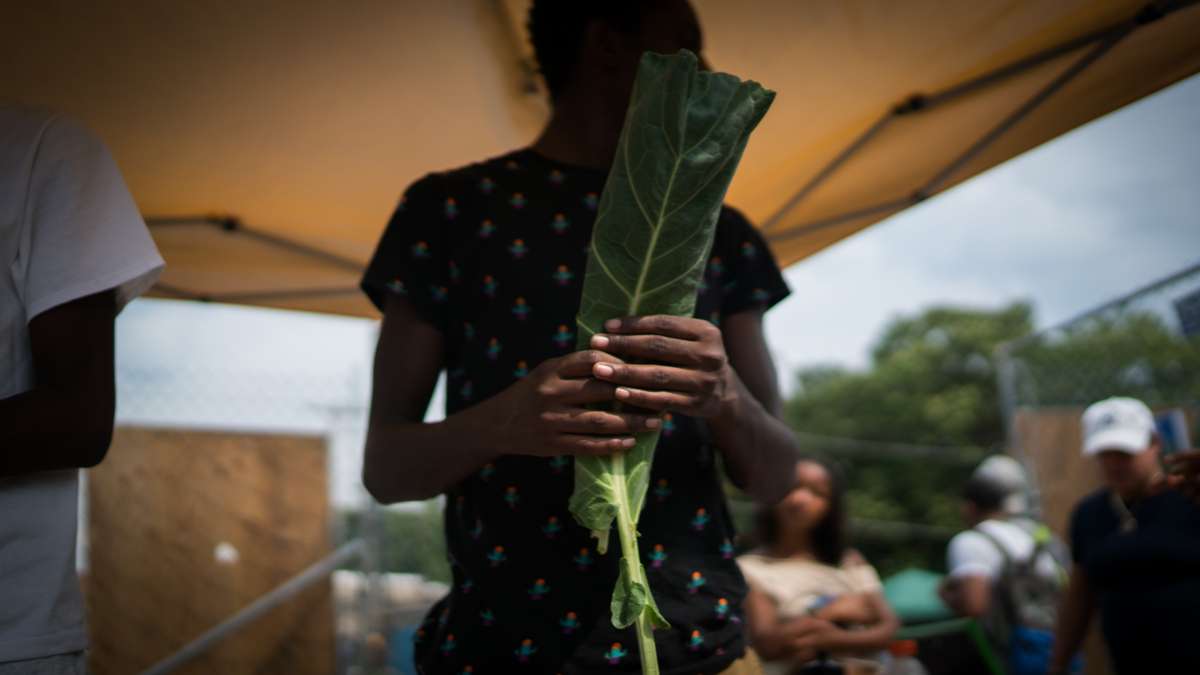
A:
[362,294,470,502]
[709,310,801,503]
[362,295,660,503]
[745,586,899,662]
[938,574,992,618]
[813,591,901,654]
[744,587,816,662]
[1,290,117,476]
[1048,564,1094,673]
[590,311,801,503]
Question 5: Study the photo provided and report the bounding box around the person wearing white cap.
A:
[1046,397,1200,675]
[939,455,1072,675]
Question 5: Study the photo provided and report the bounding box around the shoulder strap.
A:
[1027,521,1071,585]
[1015,521,1050,571]
[971,523,1015,571]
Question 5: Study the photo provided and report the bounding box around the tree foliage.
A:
[782,303,1033,575]
[780,301,1199,576]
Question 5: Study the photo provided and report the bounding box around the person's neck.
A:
[1118,470,1166,503]
[770,531,816,560]
[530,90,624,170]
[973,510,1006,527]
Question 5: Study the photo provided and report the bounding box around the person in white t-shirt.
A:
[940,456,1073,675]
[0,105,163,673]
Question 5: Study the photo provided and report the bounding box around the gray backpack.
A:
[973,520,1069,636]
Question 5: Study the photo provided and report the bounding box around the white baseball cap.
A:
[1081,397,1155,456]
[972,455,1030,515]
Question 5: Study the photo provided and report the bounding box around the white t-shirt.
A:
[738,552,883,620]
[946,519,1060,581]
[0,105,163,663]
[738,552,885,675]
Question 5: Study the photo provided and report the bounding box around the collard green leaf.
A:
[613,556,669,629]
[568,49,774,675]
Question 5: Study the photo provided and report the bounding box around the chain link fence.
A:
[107,300,449,674]
[994,259,1200,543]
[997,260,1200,414]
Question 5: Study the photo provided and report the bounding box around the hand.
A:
[485,349,662,457]
[784,616,841,657]
[1166,449,1200,503]
[588,316,732,419]
[815,594,875,625]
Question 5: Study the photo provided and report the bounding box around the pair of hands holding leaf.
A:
[490,315,732,458]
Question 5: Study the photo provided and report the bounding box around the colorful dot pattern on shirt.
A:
[361,148,789,672]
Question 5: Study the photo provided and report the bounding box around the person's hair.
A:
[756,457,849,566]
[962,473,1010,513]
[526,0,660,101]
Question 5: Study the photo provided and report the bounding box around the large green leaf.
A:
[569,49,773,674]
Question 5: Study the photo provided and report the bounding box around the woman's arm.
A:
[744,587,819,663]
[804,591,900,654]
[745,586,900,663]
[815,593,878,625]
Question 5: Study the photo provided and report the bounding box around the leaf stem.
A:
[612,451,660,674]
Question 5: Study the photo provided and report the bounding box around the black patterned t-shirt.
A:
[361,148,790,674]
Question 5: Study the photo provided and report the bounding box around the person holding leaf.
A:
[360,1,799,672]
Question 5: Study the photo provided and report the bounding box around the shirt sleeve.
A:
[946,530,1005,579]
[735,554,769,591]
[360,175,454,331]
[20,114,163,320]
[714,207,790,317]
[843,562,883,593]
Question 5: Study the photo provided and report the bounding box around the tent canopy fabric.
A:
[4,0,1199,318]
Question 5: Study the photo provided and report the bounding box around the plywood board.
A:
[86,426,333,675]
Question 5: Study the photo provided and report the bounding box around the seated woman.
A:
[738,458,900,675]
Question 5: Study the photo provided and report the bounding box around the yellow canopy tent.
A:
[4,0,1198,318]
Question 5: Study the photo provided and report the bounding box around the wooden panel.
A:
[86,427,333,675]
[1014,407,1096,539]
[1013,407,1111,675]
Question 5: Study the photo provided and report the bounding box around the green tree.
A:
[777,302,1199,577]
[339,501,451,583]
[788,303,1033,447]
[779,303,1034,576]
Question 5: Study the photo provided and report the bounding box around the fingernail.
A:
[615,387,631,400]
[605,319,621,331]
[591,335,610,349]
[594,363,614,377]
[645,417,661,429]
[622,438,636,448]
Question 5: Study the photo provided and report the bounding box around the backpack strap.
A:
[969,522,1023,645]
[970,523,1015,572]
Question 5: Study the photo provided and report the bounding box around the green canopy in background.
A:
[883,568,955,625]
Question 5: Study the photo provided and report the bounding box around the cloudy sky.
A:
[764,73,1200,383]
[115,73,1200,503]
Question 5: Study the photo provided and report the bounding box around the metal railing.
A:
[140,539,368,675]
